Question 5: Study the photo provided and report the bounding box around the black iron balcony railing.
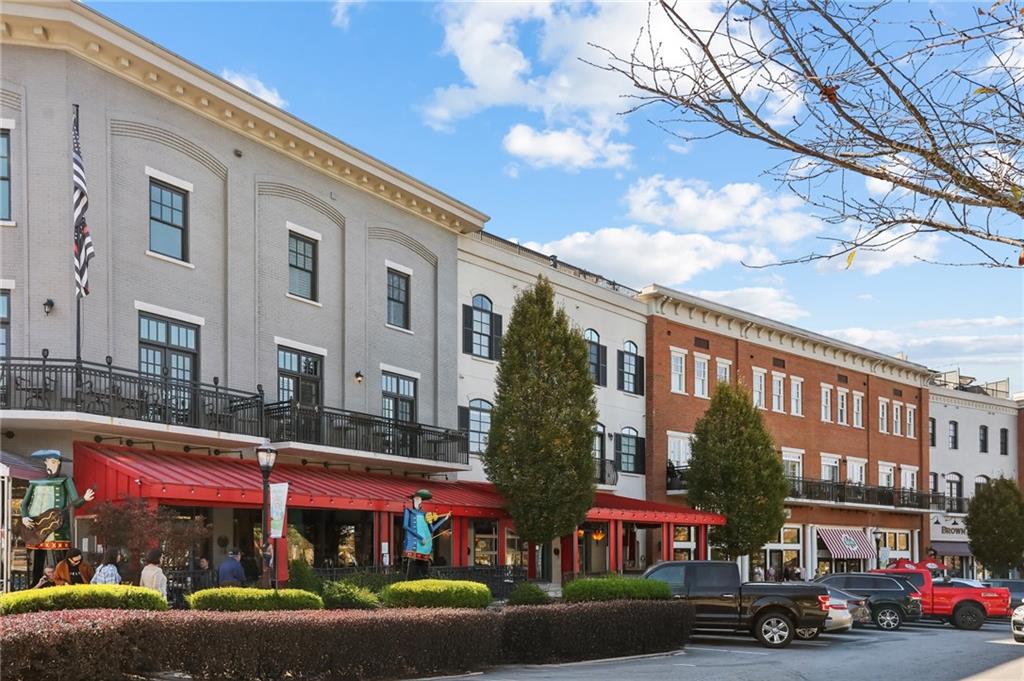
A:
[594,456,618,485]
[667,463,690,492]
[264,400,469,466]
[786,476,965,512]
[0,355,264,436]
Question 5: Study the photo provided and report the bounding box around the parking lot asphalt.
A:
[428,620,1024,681]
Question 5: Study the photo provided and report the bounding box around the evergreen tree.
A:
[965,478,1024,577]
[483,275,599,544]
[687,383,789,559]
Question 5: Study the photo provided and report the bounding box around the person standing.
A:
[140,548,167,600]
[54,548,94,585]
[91,548,122,585]
[218,548,246,587]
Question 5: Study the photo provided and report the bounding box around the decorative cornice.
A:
[640,284,934,386]
[929,387,1019,415]
[0,1,488,235]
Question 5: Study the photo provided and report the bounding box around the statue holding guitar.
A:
[402,488,451,579]
[19,450,95,550]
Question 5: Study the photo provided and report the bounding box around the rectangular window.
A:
[948,421,958,449]
[790,377,803,416]
[847,459,866,485]
[837,389,848,425]
[878,399,889,433]
[382,371,417,424]
[782,449,802,478]
[901,467,918,490]
[139,313,199,413]
[820,384,832,422]
[978,425,989,453]
[892,402,902,436]
[716,358,731,385]
[694,354,709,398]
[878,464,895,488]
[277,347,322,405]
[386,269,410,329]
[852,392,864,428]
[670,348,687,394]
[906,406,916,439]
[1000,428,1009,456]
[149,180,188,261]
[667,433,693,468]
[930,472,938,493]
[821,456,840,482]
[288,233,317,300]
[0,130,10,221]
[929,417,936,447]
[753,368,766,409]
[0,289,9,358]
[771,373,785,412]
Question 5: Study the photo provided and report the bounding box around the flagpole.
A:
[73,104,82,407]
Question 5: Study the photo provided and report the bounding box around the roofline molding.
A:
[0,0,488,234]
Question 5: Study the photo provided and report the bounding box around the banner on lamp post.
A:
[269,482,289,539]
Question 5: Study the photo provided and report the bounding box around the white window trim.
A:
[852,391,865,429]
[385,259,414,277]
[275,336,328,357]
[906,405,917,439]
[892,401,903,435]
[878,462,896,487]
[146,249,196,269]
[878,397,890,433]
[667,430,694,467]
[789,376,804,417]
[752,367,767,409]
[715,357,732,379]
[693,352,710,399]
[0,118,16,129]
[379,362,421,380]
[670,347,688,395]
[145,165,193,193]
[820,383,833,422]
[286,292,322,308]
[836,388,849,426]
[287,221,322,242]
[781,447,803,477]
[0,278,15,289]
[846,457,867,483]
[770,371,786,413]
[821,453,841,480]
[900,464,920,473]
[135,300,205,326]
[385,323,415,335]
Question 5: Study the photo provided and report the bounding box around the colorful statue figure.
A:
[19,450,94,550]
[402,489,450,579]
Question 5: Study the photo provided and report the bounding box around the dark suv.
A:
[815,572,922,631]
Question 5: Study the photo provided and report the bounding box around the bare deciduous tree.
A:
[593,0,1024,268]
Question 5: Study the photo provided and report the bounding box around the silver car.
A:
[796,590,854,640]
[1012,599,1023,644]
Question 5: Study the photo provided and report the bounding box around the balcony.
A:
[786,476,956,512]
[264,401,469,471]
[1,355,264,445]
[594,457,618,486]
[666,463,690,495]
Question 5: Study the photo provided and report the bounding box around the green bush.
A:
[322,580,380,610]
[286,559,323,594]
[0,585,168,615]
[187,587,323,611]
[380,579,491,608]
[562,576,671,603]
[340,570,403,593]
[506,581,551,606]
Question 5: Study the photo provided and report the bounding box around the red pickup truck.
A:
[873,560,1012,630]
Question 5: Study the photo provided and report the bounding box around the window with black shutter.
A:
[617,341,644,395]
[467,399,493,454]
[463,295,502,360]
[617,427,643,473]
[583,329,607,386]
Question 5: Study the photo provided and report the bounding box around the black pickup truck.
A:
[643,560,829,648]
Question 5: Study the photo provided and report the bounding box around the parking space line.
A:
[686,646,769,655]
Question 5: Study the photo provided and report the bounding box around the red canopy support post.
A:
[452,516,468,567]
[527,541,537,579]
[274,513,289,586]
[497,517,509,567]
[662,523,672,562]
[697,524,708,560]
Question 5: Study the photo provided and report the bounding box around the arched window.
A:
[617,426,643,474]
[584,329,599,343]
[583,329,605,385]
[974,475,990,496]
[592,423,605,460]
[618,341,643,395]
[463,295,501,360]
[468,399,493,454]
[946,472,963,499]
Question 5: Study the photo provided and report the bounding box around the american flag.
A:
[72,106,94,298]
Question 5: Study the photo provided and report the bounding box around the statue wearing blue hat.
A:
[402,488,450,579]
[19,450,94,551]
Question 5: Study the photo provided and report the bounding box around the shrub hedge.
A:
[562,575,672,603]
[287,559,324,595]
[337,570,403,593]
[322,581,380,610]
[380,579,491,609]
[0,601,694,681]
[506,581,551,606]
[187,587,323,611]
[0,584,168,615]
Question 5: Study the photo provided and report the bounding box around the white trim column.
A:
[912,529,920,562]
[737,555,750,582]
[805,524,817,579]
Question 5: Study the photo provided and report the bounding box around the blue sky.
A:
[92,1,1023,390]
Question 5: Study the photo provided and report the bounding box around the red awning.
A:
[73,442,725,526]
[818,527,876,560]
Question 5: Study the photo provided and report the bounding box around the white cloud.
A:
[503,163,520,179]
[823,226,943,275]
[912,316,1023,331]
[331,0,365,29]
[220,69,287,108]
[524,226,747,287]
[856,293,874,301]
[695,287,810,322]
[625,175,821,244]
[667,142,692,155]
[502,124,631,170]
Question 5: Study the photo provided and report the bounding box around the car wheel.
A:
[755,612,795,649]
[953,604,984,630]
[874,606,903,631]
[795,627,821,641]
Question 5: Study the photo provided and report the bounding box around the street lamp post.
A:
[256,441,277,589]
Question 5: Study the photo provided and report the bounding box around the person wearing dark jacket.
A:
[218,549,246,587]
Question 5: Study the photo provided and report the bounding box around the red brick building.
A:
[640,286,934,580]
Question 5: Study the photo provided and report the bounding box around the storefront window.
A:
[781,527,801,544]
[472,520,498,566]
[504,529,528,567]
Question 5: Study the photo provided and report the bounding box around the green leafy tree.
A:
[965,478,1024,577]
[484,275,599,544]
[687,383,789,559]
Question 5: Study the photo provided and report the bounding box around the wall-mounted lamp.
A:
[43,299,55,316]
[354,371,364,384]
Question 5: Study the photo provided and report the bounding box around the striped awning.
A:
[818,527,876,560]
